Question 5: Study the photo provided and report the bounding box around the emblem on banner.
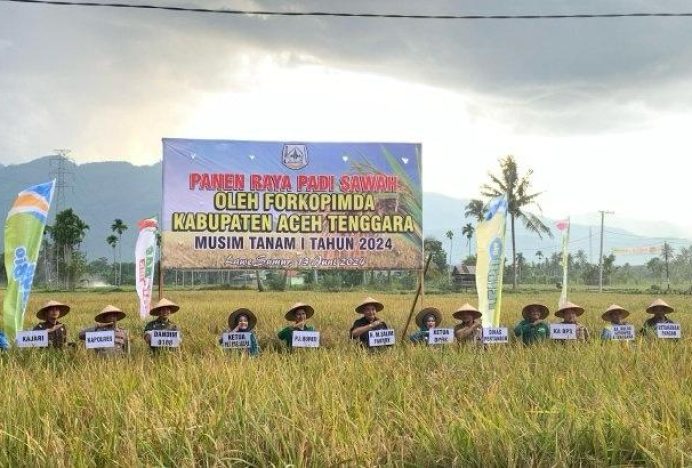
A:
[282,144,309,170]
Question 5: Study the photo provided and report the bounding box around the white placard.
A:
[427,328,454,345]
[292,331,320,348]
[611,324,635,341]
[656,323,681,339]
[15,330,49,348]
[150,330,181,348]
[482,327,509,344]
[221,332,252,349]
[368,329,395,347]
[85,330,116,349]
[550,323,577,340]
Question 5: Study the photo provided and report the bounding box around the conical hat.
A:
[355,297,384,314]
[521,303,550,320]
[36,300,70,320]
[601,304,630,322]
[555,301,585,318]
[415,307,442,328]
[452,303,482,321]
[228,307,257,331]
[150,298,180,316]
[94,305,126,323]
[646,298,674,314]
[285,302,315,321]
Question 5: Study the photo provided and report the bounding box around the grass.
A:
[0,290,690,466]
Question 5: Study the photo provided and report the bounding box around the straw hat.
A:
[150,298,180,316]
[36,300,70,321]
[415,307,442,328]
[521,303,550,320]
[646,298,674,314]
[452,303,482,321]
[227,307,257,331]
[355,297,384,314]
[601,304,630,322]
[94,305,126,324]
[285,302,315,321]
[555,301,585,318]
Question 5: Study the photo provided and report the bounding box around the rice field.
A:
[0,289,690,467]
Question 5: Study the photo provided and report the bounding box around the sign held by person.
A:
[150,330,181,348]
[85,331,116,349]
[292,331,320,348]
[550,324,577,340]
[482,327,509,344]
[368,329,395,347]
[427,328,454,345]
[15,330,48,348]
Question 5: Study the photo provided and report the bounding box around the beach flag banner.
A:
[475,196,508,327]
[556,218,570,308]
[135,217,158,320]
[161,139,422,270]
[3,180,55,338]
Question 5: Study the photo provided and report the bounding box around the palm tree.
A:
[445,230,454,273]
[465,199,487,222]
[106,235,118,285]
[49,209,90,289]
[111,219,128,285]
[481,155,552,289]
[462,223,474,257]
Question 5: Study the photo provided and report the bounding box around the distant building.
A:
[451,264,476,290]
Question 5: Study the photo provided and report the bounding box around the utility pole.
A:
[589,227,593,263]
[48,149,73,288]
[598,210,614,292]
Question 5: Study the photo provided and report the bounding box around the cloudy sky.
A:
[2,0,692,235]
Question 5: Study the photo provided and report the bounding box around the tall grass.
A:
[0,290,690,466]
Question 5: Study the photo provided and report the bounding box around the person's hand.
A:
[232,325,241,332]
[473,322,482,331]
[370,320,382,329]
[144,332,151,344]
[294,321,306,330]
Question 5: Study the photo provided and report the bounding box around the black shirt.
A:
[350,316,389,347]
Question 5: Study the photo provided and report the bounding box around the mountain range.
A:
[0,157,689,266]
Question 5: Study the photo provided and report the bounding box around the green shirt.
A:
[277,324,315,348]
[514,319,550,345]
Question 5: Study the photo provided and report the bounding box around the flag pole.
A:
[401,254,433,341]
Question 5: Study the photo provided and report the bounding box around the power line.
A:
[4,0,692,20]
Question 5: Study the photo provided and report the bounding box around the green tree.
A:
[111,219,128,285]
[424,237,447,278]
[464,199,487,222]
[106,234,118,285]
[445,230,454,272]
[481,155,552,289]
[49,209,90,289]
[462,223,474,257]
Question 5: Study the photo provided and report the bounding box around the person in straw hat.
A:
[453,304,483,343]
[409,307,442,344]
[220,308,260,356]
[641,298,676,337]
[278,302,316,349]
[78,305,129,355]
[32,300,70,348]
[600,304,630,340]
[350,297,389,348]
[144,298,181,351]
[555,301,590,341]
[514,303,550,345]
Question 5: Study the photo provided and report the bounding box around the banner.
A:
[3,180,55,338]
[475,196,507,327]
[556,217,570,307]
[135,217,158,319]
[161,139,422,269]
[612,245,662,255]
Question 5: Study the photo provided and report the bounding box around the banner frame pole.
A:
[401,254,433,342]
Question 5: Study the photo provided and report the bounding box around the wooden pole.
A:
[401,254,433,341]
[157,259,163,300]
